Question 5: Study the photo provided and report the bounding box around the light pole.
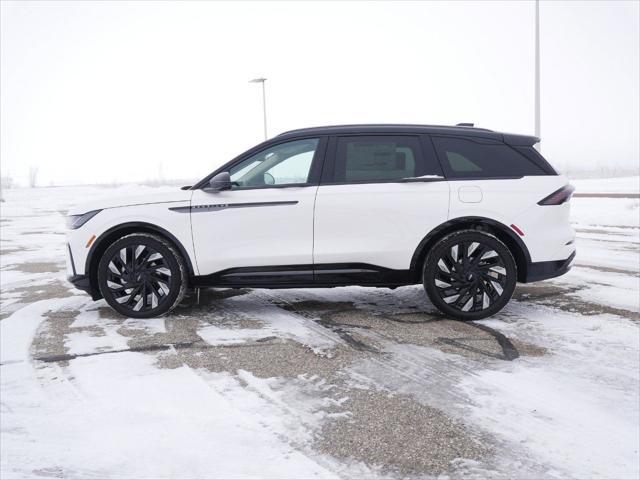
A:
[534,0,541,151]
[249,77,268,140]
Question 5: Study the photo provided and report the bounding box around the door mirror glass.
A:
[263,172,275,185]
[204,171,232,192]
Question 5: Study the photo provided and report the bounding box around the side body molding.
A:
[169,201,298,213]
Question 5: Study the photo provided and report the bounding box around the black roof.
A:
[277,124,539,146]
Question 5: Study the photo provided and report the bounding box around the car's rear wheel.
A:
[97,233,187,318]
[423,230,516,320]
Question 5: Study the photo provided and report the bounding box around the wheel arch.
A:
[410,216,531,283]
[85,222,195,300]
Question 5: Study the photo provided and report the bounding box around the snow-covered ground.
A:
[572,175,640,194]
[1,177,639,479]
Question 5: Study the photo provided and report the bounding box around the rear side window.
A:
[513,146,558,175]
[432,136,547,178]
[333,136,423,183]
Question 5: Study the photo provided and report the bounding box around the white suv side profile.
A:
[66,124,575,320]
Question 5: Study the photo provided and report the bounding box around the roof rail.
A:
[276,123,495,137]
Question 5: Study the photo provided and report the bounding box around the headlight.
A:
[66,210,102,229]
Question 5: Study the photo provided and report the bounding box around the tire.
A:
[97,233,187,318]
[423,229,517,321]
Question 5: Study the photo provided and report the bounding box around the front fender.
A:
[67,201,197,279]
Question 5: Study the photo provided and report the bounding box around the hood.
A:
[68,188,192,215]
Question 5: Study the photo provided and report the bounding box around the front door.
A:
[190,137,325,285]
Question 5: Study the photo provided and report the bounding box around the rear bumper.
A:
[522,250,576,283]
[67,274,101,300]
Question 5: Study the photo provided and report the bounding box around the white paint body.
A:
[67,175,575,278]
[448,176,575,262]
[313,181,450,269]
[67,191,196,275]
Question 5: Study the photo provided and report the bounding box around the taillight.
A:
[538,185,575,205]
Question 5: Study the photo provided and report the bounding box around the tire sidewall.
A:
[97,234,184,318]
[423,230,517,321]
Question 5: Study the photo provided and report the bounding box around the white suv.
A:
[67,124,575,320]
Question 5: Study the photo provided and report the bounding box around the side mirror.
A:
[204,172,232,192]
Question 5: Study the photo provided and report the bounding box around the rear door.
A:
[313,134,450,277]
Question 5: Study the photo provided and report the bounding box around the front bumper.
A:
[523,250,576,283]
[67,274,101,300]
[66,242,99,299]
[67,273,91,293]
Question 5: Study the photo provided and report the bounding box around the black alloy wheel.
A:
[97,233,186,318]
[423,230,517,320]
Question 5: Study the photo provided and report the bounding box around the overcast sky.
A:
[1,0,638,186]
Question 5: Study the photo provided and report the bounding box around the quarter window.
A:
[432,136,546,178]
[334,136,423,183]
[229,138,319,189]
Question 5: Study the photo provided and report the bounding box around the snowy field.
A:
[1,177,639,479]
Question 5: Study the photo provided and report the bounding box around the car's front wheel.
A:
[423,230,517,320]
[97,233,187,318]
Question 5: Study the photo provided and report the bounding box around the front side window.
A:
[333,136,423,183]
[229,138,319,189]
[432,136,546,178]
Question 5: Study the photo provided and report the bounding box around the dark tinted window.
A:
[513,146,558,175]
[432,136,546,178]
[334,136,423,183]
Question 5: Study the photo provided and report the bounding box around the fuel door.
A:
[458,185,483,203]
